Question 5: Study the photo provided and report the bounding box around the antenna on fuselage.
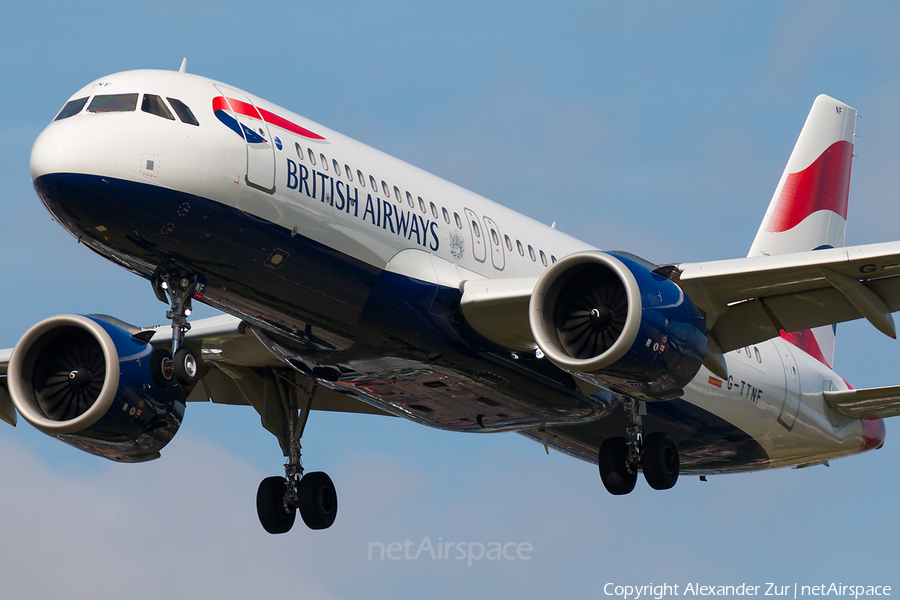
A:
[178,58,187,74]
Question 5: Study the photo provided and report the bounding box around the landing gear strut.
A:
[598,397,679,494]
[255,370,337,534]
[151,268,203,387]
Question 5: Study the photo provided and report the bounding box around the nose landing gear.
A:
[151,267,205,388]
[598,397,680,494]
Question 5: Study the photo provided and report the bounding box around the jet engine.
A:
[529,252,707,399]
[7,314,186,462]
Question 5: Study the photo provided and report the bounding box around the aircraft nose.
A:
[30,118,117,183]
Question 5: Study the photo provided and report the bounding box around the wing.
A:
[456,242,900,386]
[667,241,900,353]
[0,314,394,430]
[457,241,900,351]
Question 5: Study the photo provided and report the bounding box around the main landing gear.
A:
[150,267,204,388]
[598,397,680,495]
[255,370,337,534]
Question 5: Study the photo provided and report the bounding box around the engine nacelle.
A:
[529,252,707,399]
[7,314,186,462]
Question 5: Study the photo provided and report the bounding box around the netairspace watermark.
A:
[603,583,892,600]
[368,537,532,567]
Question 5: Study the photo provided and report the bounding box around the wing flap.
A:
[824,385,900,419]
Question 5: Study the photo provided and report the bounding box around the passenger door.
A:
[774,339,802,430]
[482,215,505,271]
[214,85,276,194]
[464,208,487,263]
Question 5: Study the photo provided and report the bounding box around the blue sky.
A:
[2,2,900,598]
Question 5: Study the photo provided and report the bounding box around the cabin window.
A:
[333,159,341,176]
[345,165,353,181]
[419,197,427,213]
[88,93,138,113]
[320,154,328,171]
[308,149,316,165]
[471,220,481,237]
[167,98,199,125]
[142,95,175,120]
[357,170,365,186]
[370,175,378,190]
[55,97,88,121]
[528,245,536,261]
[394,186,402,203]
[381,180,390,198]
[454,213,462,229]
[295,143,304,160]
[442,207,450,224]
[517,240,524,256]
[551,255,557,264]
[504,235,512,251]
[540,250,548,266]
[430,202,438,218]
[491,229,500,246]
[406,191,415,208]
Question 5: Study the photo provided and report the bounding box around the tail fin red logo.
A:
[766,140,852,233]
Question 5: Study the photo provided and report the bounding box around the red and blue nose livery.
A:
[212,95,326,143]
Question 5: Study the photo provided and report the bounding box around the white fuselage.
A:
[29,69,883,473]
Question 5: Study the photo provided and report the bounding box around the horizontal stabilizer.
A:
[824,385,900,419]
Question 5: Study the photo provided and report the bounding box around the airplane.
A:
[4,59,900,535]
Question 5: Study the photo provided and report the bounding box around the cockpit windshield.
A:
[167,97,199,126]
[141,94,175,120]
[51,92,198,126]
[54,97,88,121]
[87,93,139,113]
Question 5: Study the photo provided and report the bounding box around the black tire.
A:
[257,476,296,534]
[298,471,338,530]
[150,349,174,389]
[641,431,679,490]
[173,346,201,387]
[598,437,637,495]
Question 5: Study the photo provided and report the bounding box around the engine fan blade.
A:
[555,271,629,359]
[33,329,106,421]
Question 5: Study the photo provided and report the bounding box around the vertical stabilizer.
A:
[748,95,856,369]
[749,95,856,257]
